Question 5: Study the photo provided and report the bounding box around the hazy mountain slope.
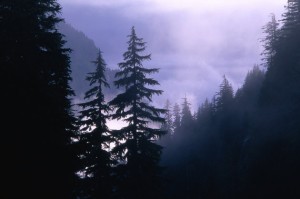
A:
[58,22,117,99]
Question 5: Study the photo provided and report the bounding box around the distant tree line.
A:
[159,1,300,198]
[2,0,300,199]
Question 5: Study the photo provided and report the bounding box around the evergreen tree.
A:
[0,0,76,198]
[211,95,218,114]
[180,97,194,131]
[161,99,174,136]
[282,0,300,36]
[260,0,300,116]
[173,103,181,134]
[252,1,300,198]
[197,98,213,128]
[216,75,234,114]
[234,65,264,143]
[77,50,112,198]
[157,2,300,198]
[261,13,279,68]
[109,26,166,199]
[236,65,264,108]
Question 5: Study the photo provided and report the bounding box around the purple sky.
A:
[58,0,286,111]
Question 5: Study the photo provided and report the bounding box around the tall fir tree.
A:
[180,97,193,130]
[109,26,166,199]
[216,75,234,114]
[0,0,76,198]
[77,50,112,198]
[261,13,279,68]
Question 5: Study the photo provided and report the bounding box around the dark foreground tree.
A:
[110,26,166,199]
[77,50,112,198]
[0,0,76,198]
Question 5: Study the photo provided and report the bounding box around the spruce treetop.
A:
[109,26,165,199]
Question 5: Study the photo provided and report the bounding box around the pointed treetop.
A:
[131,26,136,33]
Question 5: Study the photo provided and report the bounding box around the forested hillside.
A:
[58,22,118,99]
[2,0,300,199]
[159,2,300,198]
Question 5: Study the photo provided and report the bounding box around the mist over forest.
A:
[2,1,300,199]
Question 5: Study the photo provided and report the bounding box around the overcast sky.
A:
[58,0,286,111]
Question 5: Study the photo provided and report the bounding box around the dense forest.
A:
[1,0,300,199]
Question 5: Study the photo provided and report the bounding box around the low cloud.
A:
[59,0,285,111]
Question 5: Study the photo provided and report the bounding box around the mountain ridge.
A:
[58,22,118,100]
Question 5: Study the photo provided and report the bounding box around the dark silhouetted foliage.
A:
[2,0,300,198]
[58,23,119,99]
[109,27,166,199]
[76,50,113,198]
[159,1,300,199]
[1,0,76,198]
